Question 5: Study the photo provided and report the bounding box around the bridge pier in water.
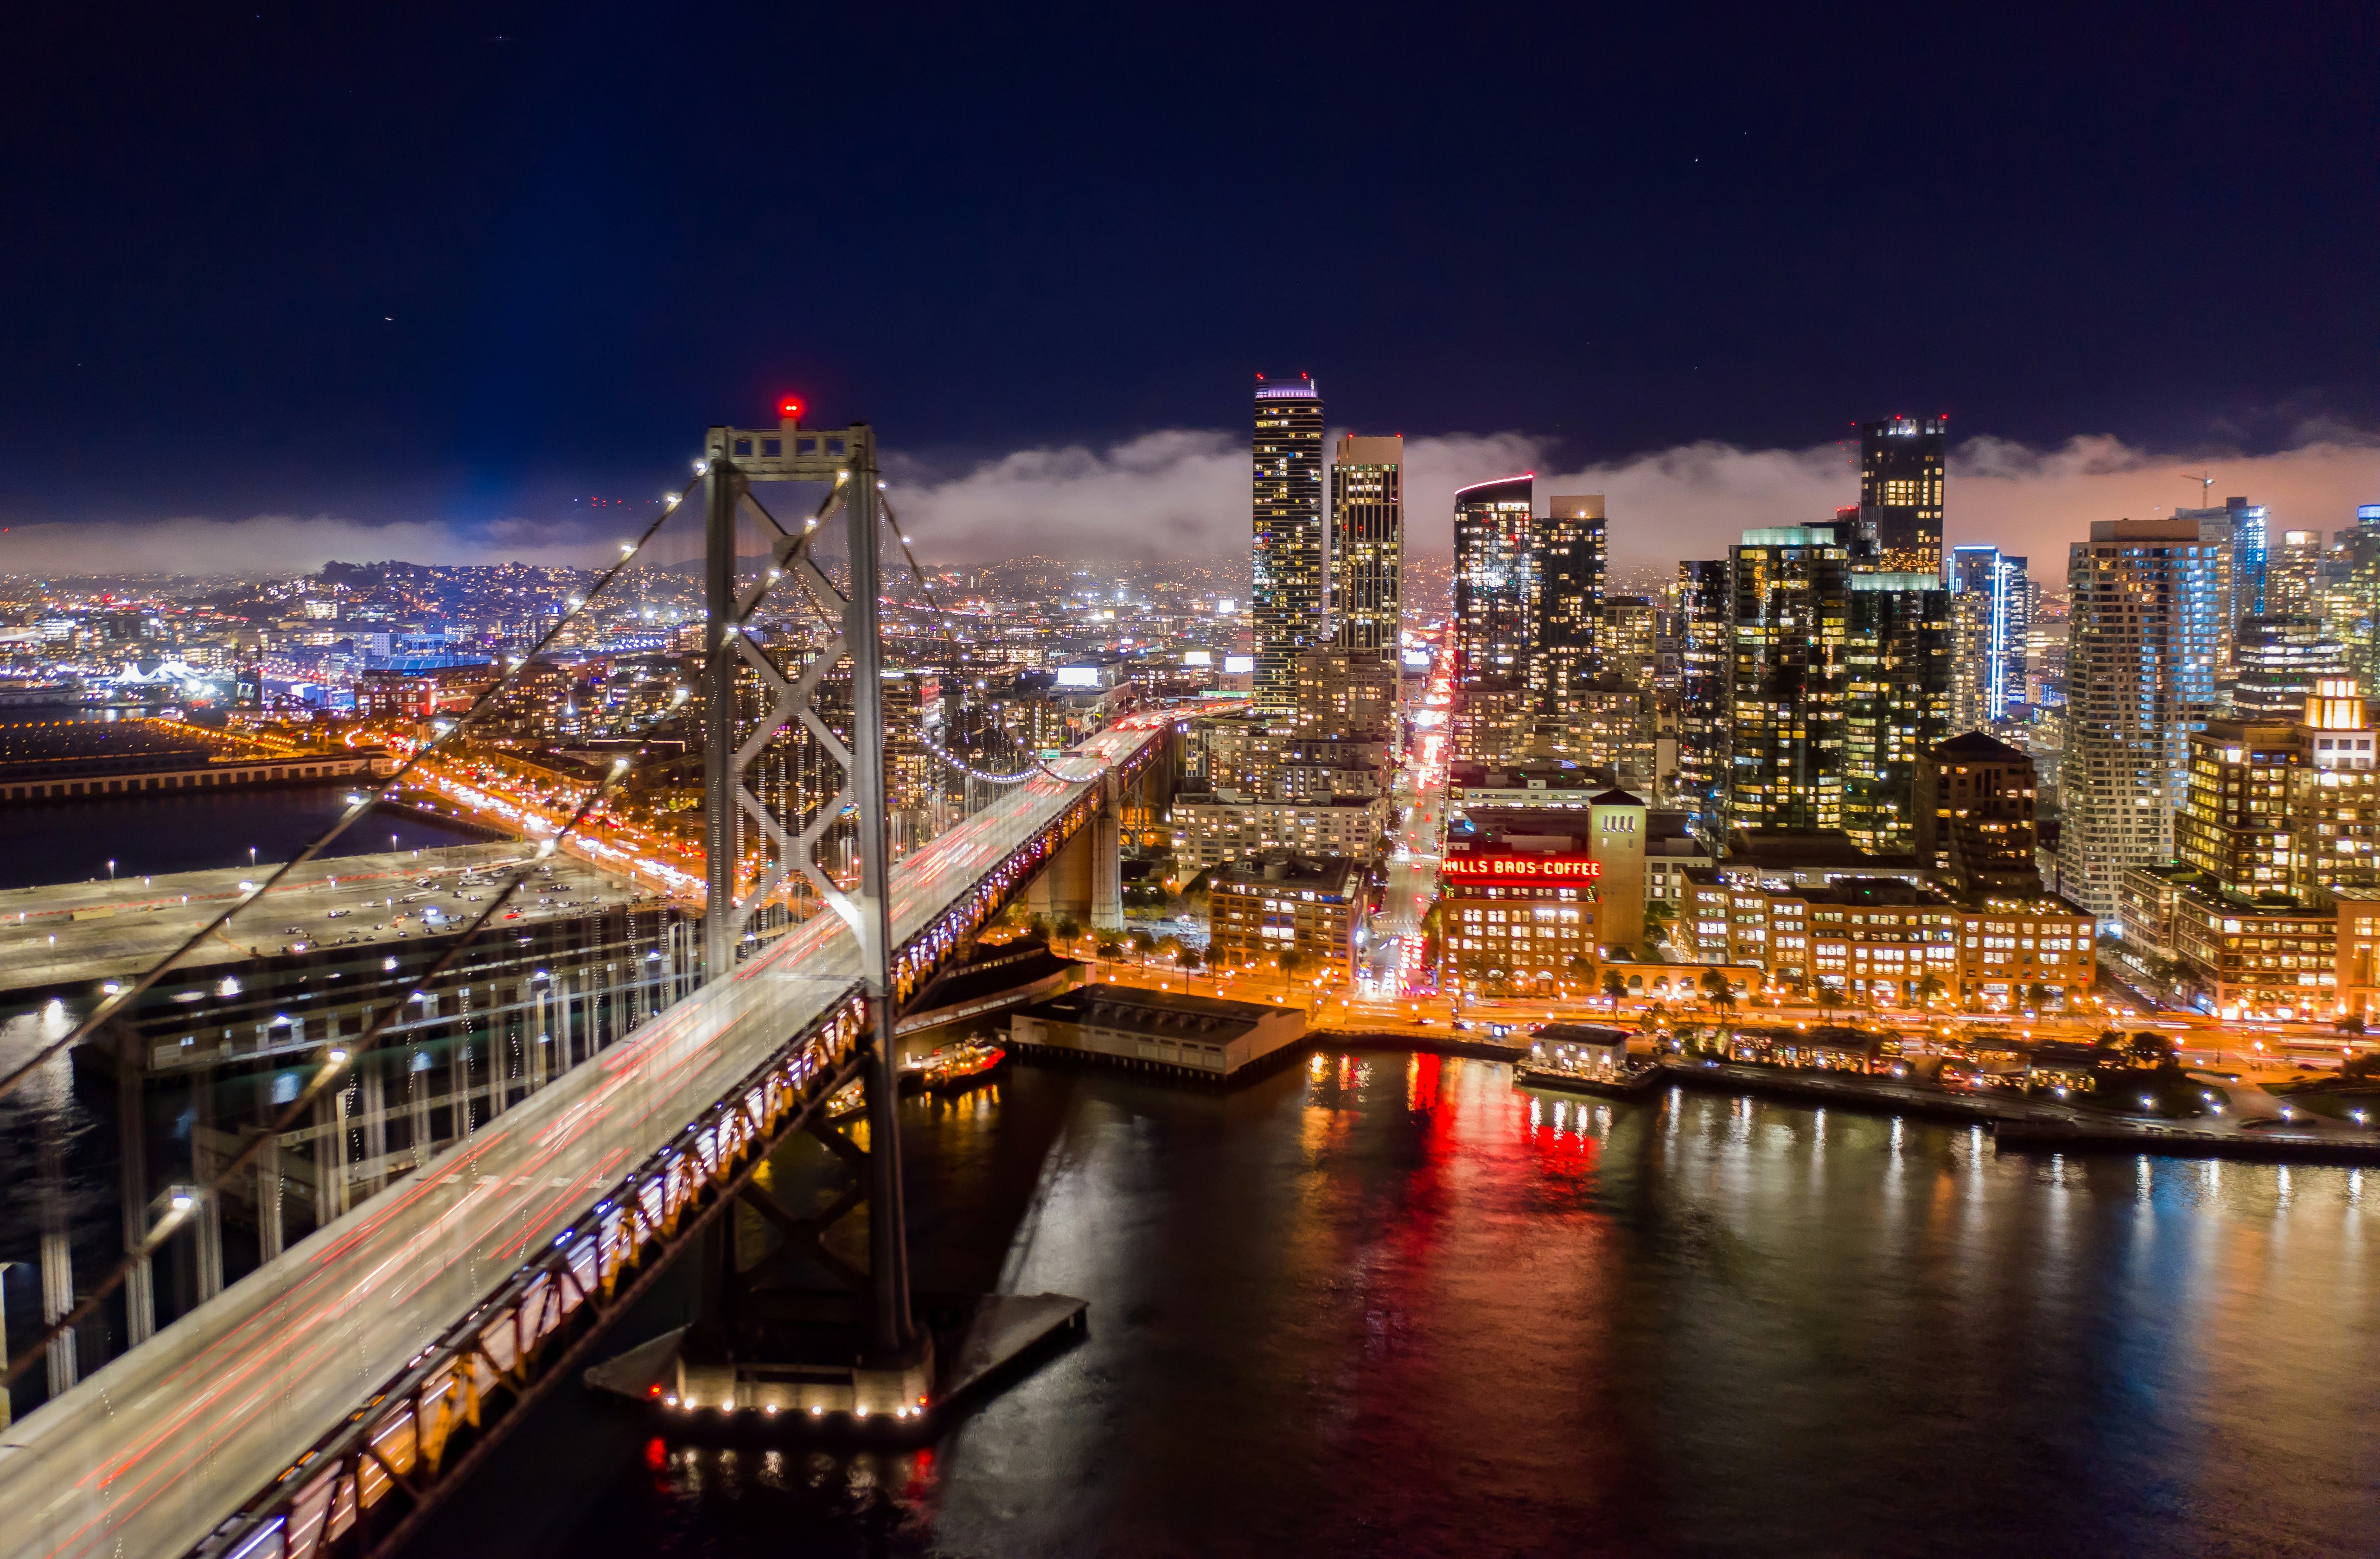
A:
[592,406,1086,1430]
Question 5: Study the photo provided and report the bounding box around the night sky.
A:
[0,2,2372,554]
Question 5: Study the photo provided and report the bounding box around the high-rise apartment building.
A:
[1251,373,1325,704]
[1858,416,1947,577]
[2173,495,2269,623]
[1529,494,1607,715]
[1452,475,1534,690]
[1329,434,1403,657]
[1726,524,1855,835]
[1602,596,1660,689]
[1948,545,2029,727]
[1675,560,1731,837]
[2329,505,2380,689]
[2174,680,2380,900]
[2171,498,2246,680]
[1841,573,1952,856]
[2233,617,2348,717]
[2058,518,2228,922]
[2272,528,2326,619]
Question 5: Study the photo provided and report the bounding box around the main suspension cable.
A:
[877,488,1067,784]
[1,756,643,1389]
[0,495,690,1105]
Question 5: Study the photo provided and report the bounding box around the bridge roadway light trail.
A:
[0,718,1164,1559]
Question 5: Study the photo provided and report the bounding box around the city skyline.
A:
[6,7,2380,1556]
[5,418,2378,581]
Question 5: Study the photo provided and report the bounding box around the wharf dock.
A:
[1514,1060,1664,1100]
[1994,1117,2380,1165]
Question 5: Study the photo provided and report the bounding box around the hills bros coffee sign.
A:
[1440,854,1601,886]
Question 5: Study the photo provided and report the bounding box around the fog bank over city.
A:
[1,423,2373,581]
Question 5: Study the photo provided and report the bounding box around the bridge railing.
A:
[183,722,1173,1559]
[195,993,868,1559]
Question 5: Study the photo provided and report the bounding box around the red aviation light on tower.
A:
[777,395,804,426]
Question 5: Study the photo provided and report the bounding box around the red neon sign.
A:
[1441,855,1600,884]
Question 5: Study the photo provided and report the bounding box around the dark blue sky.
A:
[0,1,2372,540]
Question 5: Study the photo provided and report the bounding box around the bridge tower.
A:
[696,407,916,1366]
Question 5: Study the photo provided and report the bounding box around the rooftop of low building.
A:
[1207,852,1363,894]
[1931,731,2033,765]
[1017,983,1283,1039]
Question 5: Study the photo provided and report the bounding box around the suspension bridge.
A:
[0,409,1189,1559]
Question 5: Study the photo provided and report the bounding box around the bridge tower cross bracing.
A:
[697,410,916,1362]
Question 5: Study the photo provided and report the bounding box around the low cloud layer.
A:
[0,512,590,579]
[6,427,2377,582]
[888,425,2380,579]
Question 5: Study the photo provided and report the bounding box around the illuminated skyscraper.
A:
[1726,523,1856,834]
[2233,616,2348,717]
[1529,494,1607,713]
[1841,573,1952,855]
[2059,518,2227,922]
[1948,545,2030,726]
[1452,475,1534,690]
[1858,415,1947,576]
[1675,560,1731,837]
[2329,505,2380,688]
[1602,594,1660,690]
[2271,528,2325,618]
[1329,433,1403,657]
[2173,495,2269,622]
[1252,373,1325,703]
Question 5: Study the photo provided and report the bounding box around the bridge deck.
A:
[0,721,1163,1559]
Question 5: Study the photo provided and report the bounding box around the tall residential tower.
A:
[1329,433,1404,657]
[1252,373,1325,703]
[1858,415,1947,576]
[1452,475,1535,690]
[1948,545,2030,727]
[1529,494,1608,713]
[2059,518,2227,921]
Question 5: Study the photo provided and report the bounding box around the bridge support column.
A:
[38,1109,77,1396]
[700,457,744,984]
[255,1129,283,1261]
[1028,822,1100,933]
[1091,799,1123,933]
[846,438,919,1366]
[115,1033,155,1349]
[193,1068,225,1301]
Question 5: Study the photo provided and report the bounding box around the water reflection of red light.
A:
[904,1445,936,1501]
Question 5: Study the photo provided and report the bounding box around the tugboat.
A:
[901,1038,1008,1096]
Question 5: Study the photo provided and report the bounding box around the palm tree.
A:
[1699,968,1737,1022]
[1913,972,1946,1011]
[1601,969,1627,1007]
[1054,912,1081,953]
[2125,1031,2177,1069]
[1814,978,1844,1020]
